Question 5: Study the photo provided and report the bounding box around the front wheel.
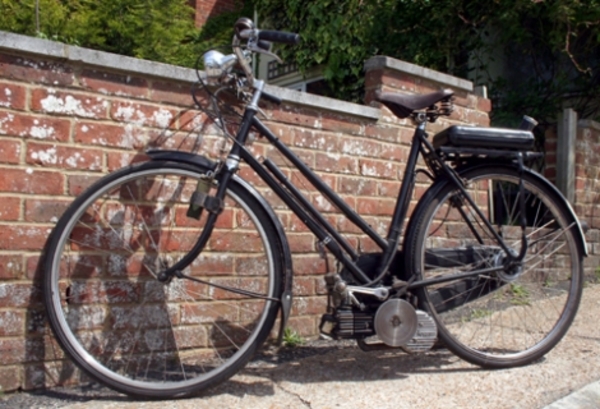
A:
[43,160,283,398]
[405,165,583,368]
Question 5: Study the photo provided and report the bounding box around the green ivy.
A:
[256,0,600,125]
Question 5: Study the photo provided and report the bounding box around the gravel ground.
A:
[2,285,600,409]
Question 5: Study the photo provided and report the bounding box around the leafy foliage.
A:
[0,0,205,67]
[190,1,256,58]
[256,0,600,125]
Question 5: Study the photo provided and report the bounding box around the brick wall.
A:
[573,120,600,272]
[0,33,490,391]
[544,120,600,276]
[190,0,243,27]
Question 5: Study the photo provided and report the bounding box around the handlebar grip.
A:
[257,40,272,51]
[258,30,300,45]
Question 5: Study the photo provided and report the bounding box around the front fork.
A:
[157,106,257,282]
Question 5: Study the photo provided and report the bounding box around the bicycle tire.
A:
[43,160,283,398]
[405,164,583,368]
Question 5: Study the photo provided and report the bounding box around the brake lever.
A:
[247,38,283,64]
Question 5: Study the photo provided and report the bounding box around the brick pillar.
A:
[192,0,244,27]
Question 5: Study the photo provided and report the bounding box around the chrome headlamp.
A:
[202,50,237,85]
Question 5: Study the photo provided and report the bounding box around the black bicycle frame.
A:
[205,98,426,287]
[206,87,528,290]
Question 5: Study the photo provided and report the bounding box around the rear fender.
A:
[405,162,587,257]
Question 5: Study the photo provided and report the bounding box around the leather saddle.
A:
[375,89,454,119]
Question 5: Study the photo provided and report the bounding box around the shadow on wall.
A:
[26,99,231,388]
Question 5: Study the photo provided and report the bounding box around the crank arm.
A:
[346,285,389,301]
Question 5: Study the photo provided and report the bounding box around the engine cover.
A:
[374,299,418,347]
[402,310,438,353]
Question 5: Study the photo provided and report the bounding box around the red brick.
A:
[26,142,103,170]
[270,106,322,129]
[0,53,75,86]
[0,168,64,195]
[309,193,336,213]
[359,158,399,179]
[24,199,72,222]
[477,97,492,112]
[286,316,317,337]
[338,176,377,196]
[31,88,108,119]
[314,152,358,174]
[106,151,149,171]
[75,121,147,149]
[338,136,382,158]
[0,255,22,280]
[150,80,195,106]
[291,296,327,315]
[466,109,490,126]
[80,69,149,98]
[0,81,26,110]
[0,111,71,141]
[178,108,211,133]
[265,146,315,168]
[378,180,401,198]
[261,122,296,145]
[321,113,364,136]
[0,365,22,392]
[110,101,178,129]
[0,225,51,252]
[380,70,417,92]
[287,233,315,253]
[378,143,407,162]
[356,197,396,216]
[0,138,22,164]
[365,124,404,143]
[0,196,20,220]
[0,338,26,365]
[0,309,25,336]
[67,174,102,196]
[360,236,384,252]
[292,255,327,276]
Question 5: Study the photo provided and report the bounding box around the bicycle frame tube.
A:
[247,116,429,286]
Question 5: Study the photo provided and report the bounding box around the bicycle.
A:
[42,18,587,398]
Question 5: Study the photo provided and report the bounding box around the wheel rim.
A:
[418,170,580,361]
[48,166,276,392]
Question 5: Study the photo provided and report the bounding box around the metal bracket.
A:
[189,191,223,214]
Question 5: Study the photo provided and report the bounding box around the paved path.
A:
[3,285,600,409]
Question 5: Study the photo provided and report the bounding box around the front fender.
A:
[146,150,295,339]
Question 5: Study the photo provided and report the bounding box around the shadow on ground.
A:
[0,341,483,407]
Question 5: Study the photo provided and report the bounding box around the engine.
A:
[320,271,437,353]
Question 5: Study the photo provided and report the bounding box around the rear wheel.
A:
[43,161,283,397]
[405,165,583,368]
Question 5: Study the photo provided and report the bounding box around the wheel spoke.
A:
[411,167,582,368]
[44,163,280,398]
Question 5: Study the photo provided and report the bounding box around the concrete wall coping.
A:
[579,119,600,132]
[365,55,474,92]
[0,31,380,120]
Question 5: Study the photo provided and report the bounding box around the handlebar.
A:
[203,18,299,89]
[257,30,300,45]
